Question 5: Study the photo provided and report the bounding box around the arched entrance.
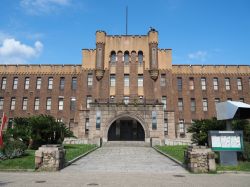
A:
[108,116,145,141]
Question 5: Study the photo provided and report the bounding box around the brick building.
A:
[0,29,249,144]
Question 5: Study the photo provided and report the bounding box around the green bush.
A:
[3,140,27,159]
[6,115,74,149]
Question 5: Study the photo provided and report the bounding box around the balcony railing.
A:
[91,98,163,106]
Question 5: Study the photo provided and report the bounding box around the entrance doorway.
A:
[108,117,145,141]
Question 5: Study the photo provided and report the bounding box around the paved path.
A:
[62,145,187,173]
[1,172,250,187]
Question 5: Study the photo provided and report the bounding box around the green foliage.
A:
[1,132,27,160]
[187,118,227,146]
[4,115,74,150]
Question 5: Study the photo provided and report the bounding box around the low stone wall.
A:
[63,138,89,145]
[165,139,191,146]
[35,145,65,171]
[185,145,216,173]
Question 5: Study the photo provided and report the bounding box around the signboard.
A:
[208,131,243,151]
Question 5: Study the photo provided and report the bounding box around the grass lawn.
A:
[0,149,35,170]
[0,144,96,170]
[64,144,96,162]
[217,162,250,172]
[155,145,188,163]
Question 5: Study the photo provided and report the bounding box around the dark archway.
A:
[108,117,145,141]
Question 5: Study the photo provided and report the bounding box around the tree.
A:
[5,115,74,149]
[187,118,226,145]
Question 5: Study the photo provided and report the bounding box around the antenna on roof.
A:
[126,6,128,35]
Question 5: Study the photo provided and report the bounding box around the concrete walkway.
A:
[61,144,187,173]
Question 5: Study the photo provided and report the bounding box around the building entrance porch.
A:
[108,117,145,141]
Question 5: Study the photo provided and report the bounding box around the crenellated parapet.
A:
[172,65,250,75]
[0,64,82,75]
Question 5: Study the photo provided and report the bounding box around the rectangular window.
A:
[59,77,65,90]
[214,98,220,105]
[160,74,166,87]
[162,96,167,110]
[71,77,77,90]
[213,78,219,90]
[48,77,53,90]
[85,118,89,131]
[86,96,92,109]
[96,111,101,129]
[178,98,183,111]
[189,77,194,90]
[152,111,157,130]
[190,98,196,112]
[237,78,242,90]
[70,97,76,111]
[225,78,230,90]
[138,74,143,87]
[179,119,185,134]
[110,74,116,87]
[58,98,64,111]
[46,97,52,110]
[1,77,7,90]
[24,77,30,89]
[201,78,206,90]
[124,74,129,87]
[203,98,208,111]
[177,77,182,91]
[36,77,42,89]
[10,97,16,110]
[164,119,168,135]
[13,77,18,90]
[87,73,93,86]
[0,97,4,110]
[227,98,232,101]
[239,98,244,102]
[110,96,115,103]
[34,98,40,110]
[22,97,28,110]
[123,96,129,105]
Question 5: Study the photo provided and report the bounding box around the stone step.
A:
[102,141,151,147]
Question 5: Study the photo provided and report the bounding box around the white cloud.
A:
[0,38,43,64]
[188,51,207,62]
[20,0,71,15]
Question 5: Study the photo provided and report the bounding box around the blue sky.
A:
[0,0,249,65]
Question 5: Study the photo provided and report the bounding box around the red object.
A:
[0,113,7,148]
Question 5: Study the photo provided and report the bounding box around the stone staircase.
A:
[102,141,151,147]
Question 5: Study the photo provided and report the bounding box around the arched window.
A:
[124,51,129,65]
[110,51,116,64]
[138,51,143,65]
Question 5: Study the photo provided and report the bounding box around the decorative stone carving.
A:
[149,69,159,80]
[95,69,105,80]
[35,144,65,171]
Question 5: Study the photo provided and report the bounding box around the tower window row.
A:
[110,50,144,65]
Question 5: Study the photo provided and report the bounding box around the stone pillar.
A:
[185,145,216,173]
[35,145,65,171]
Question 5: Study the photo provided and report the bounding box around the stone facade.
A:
[185,145,216,173]
[0,28,250,143]
[35,145,65,171]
